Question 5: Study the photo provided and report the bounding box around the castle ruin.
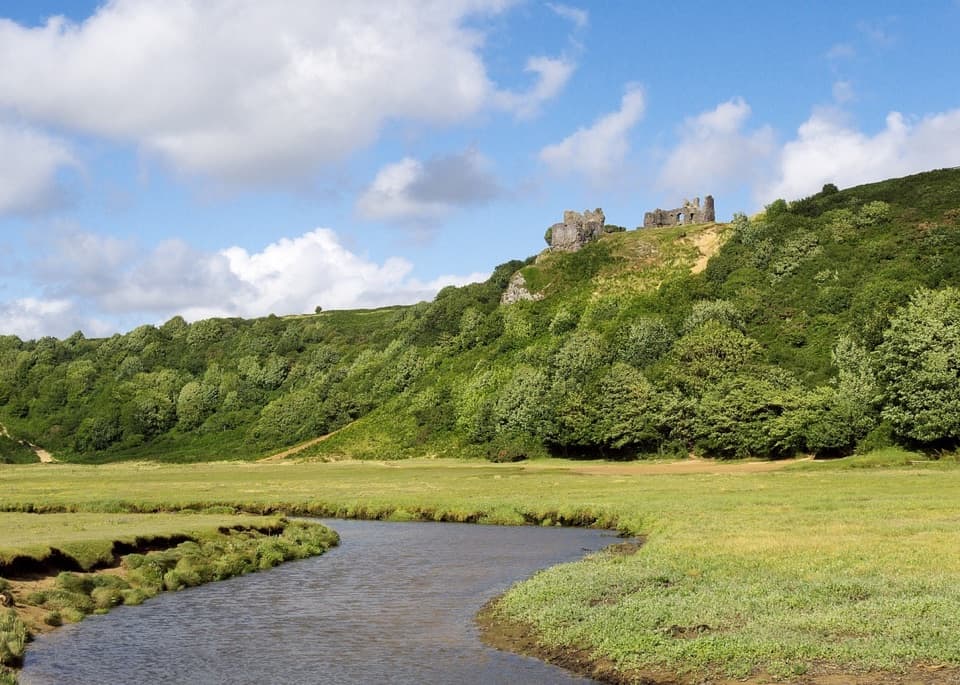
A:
[547,208,606,252]
[643,195,714,228]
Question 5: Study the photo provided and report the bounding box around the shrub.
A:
[616,318,674,368]
[682,299,744,333]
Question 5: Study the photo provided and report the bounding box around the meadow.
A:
[2,454,959,683]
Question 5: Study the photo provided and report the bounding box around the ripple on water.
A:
[22,519,613,685]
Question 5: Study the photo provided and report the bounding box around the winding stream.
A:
[21,519,612,684]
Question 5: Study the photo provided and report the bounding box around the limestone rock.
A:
[500,271,544,305]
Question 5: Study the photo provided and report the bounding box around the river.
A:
[21,519,613,684]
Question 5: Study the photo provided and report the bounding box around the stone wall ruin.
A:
[643,195,714,228]
[547,208,606,252]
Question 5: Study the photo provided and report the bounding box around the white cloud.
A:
[658,97,775,195]
[0,121,76,215]
[5,228,488,338]
[0,297,112,340]
[546,3,588,30]
[0,1,516,184]
[761,108,960,203]
[832,80,855,104]
[826,42,855,60]
[357,149,500,223]
[495,56,576,119]
[539,84,645,182]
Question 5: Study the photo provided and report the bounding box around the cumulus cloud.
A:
[546,3,588,30]
[0,0,517,184]
[0,297,113,340]
[356,149,501,223]
[0,121,76,215]
[539,84,645,182]
[658,97,775,195]
[4,228,488,338]
[760,107,960,203]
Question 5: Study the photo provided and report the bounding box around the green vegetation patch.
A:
[0,512,278,571]
[2,458,960,679]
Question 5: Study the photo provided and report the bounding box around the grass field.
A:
[0,512,281,571]
[2,454,959,682]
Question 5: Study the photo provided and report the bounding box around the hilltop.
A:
[2,168,960,463]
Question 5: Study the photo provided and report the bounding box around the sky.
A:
[1,0,959,340]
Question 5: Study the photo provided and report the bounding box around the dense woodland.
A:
[2,168,960,464]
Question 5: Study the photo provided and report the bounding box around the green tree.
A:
[695,370,802,459]
[615,317,673,368]
[595,363,659,451]
[876,288,960,444]
[661,321,762,395]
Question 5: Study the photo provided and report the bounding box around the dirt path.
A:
[258,424,351,462]
[0,422,55,463]
[33,446,55,463]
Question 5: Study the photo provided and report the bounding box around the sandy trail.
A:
[0,422,55,463]
[688,225,723,274]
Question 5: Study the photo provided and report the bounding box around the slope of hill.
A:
[2,168,960,463]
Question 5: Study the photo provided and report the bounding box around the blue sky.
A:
[2,0,959,339]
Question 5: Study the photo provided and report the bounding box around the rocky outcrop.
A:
[547,208,606,252]
[500,271,544,305]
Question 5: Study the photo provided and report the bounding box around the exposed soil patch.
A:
[602,538,645,557]
[477,599,960,684]
[686,225,724,275]
[560,457,809,477]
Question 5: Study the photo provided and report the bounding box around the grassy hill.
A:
[3,168,960,463]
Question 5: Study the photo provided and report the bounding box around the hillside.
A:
[2,168,960,463]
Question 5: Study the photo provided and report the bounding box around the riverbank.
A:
[0,515,338,684]
[2,456,960,682]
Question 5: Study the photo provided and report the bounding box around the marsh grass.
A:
[0,610,26,669]
[0,512,274,571]
[1,458,959,680]
[0,512,336,683]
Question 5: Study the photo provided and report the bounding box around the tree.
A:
[876,288,960,444]
[595,363,659,451]
[661,321,762,395]
[695,370,803,459]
